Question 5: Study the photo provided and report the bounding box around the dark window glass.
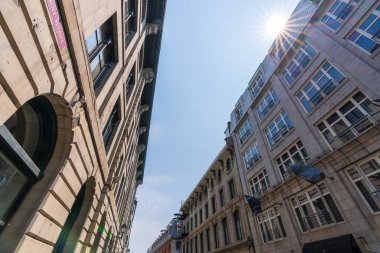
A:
[228,180,236,199]
[222,218,230,245]
[233,211,243,240]
[102,99,121,150]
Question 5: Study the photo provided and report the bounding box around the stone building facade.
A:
[147,218,183,253]
[179,147,255,253]
[225,0,380,252]
[0,0,166,252]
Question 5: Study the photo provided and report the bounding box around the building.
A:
[0,0,166,252]
[179,147,255,253]
[225,0,380,252]
[147,217,184,253]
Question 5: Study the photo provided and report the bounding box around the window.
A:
[235,104,243,121]
[219,188,225,208]
[86,17,115,91]
[206,228,211,251]
[195,236,198,253]
[238,120,253,144]
[190,217,193,231]
[297,62,345,112]
[243,142,261,169]
[190,239,193,253]
[317,92,380,150]
[249,169,271,198]
[228,180,236,200]
[125,65,136,102]
[346,156,380,212]
[257,207,286,243]
[199,232,204,253]
[321,0,359,30]
[348,5,380,53]
[199,209,203,224]
[250,72,265,100]
[290,183,344,232]
[282,42,317,85]
[211,197,216,214]
[272,37,291,62]
[195,214,198,227]
[222,218,230,245]
[256,88,279,121]
[276,140,309,181]
[226,159,232,172]
[213,223,220,249]
[205,203,209,219]
[124,0,136,47]
[141,0,148,24]
[0,97,57,228]
[265,111,293,146]
[233,210,243,241]
[102,99,121,150]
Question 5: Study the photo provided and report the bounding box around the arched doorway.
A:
[53,178,95,253]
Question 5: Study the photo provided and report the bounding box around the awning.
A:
[303,234,361,253]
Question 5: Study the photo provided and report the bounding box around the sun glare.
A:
[265,14,288,37]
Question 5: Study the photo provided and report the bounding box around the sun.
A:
[265,14,288,37]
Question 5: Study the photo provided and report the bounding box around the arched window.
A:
[226,159,232,171]
[0,96,57,228]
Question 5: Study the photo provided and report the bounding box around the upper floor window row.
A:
[234,104,243,122]
[265,111,293,146]
[282,42,317,85]
[297,62,345,113]
[238,120,253,144]
[86,17,115,92]
[348,5,380,54]
[317,92,380,150]
[272,37,291,62]
[257,88,279,121]
[250,72,265,100]
[321,0,359,31]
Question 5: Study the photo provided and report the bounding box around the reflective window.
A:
[249,169,271,198]
[348,5,380,53]
[321,0,359,30]
[257,207,286,243]
[265,111,293,146]
[297,62,344,112]
[243,142,261,169]
[256,88,278,121]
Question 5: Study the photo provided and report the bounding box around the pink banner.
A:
[47,0,67,49]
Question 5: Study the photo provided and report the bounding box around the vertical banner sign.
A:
[47,0,67,49]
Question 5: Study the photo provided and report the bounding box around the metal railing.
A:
[262,227,283,242]
[282,169,296,181]
[328,112,380,150]
[308,79,338,106]
[301,210,334,231]
[253,186,272,198]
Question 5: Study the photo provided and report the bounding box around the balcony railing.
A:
[253,185,272,198]
[239,129,252,144]
[272,125,292,145]
[308,79,338,107]
[246,154,261,169]
[282,169,296,181]
[328,112,380,150]
[262,227,283,242]
[301,210,334,231]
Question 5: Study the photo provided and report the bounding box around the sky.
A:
[130,1,300,252]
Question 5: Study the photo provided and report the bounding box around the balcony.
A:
[327,112,380,150]
[246,154,261,170]
[301,210,335,231]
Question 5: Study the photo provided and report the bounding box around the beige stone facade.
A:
[226,0,380,252]
[179,147,255,253]
[0,0,165,252]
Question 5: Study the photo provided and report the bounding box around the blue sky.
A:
[130,1,300,252]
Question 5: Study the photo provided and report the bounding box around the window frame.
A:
[243,142,261,170]
[264,111,293,146]
[249,169,271,198]
[320,0,360,31]
[256,88,279,121]
[250,72,265,100]
[238,120,253,145]
[256,207,287,243]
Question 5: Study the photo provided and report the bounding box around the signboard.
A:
[47,0,67,49]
